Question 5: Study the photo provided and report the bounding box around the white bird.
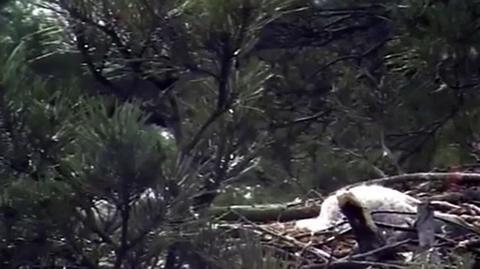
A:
[296,185,419,232]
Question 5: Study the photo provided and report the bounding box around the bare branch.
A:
[272,109,332,129]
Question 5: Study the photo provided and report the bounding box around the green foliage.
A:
[1,1,62,53]
[69,100,167,196]
[0,35,83,267]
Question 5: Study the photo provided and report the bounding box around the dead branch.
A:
[345,172,480,190]
[302,260,408,269]
[210,204,320,223]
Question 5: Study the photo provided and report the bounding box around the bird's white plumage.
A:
[296,185,420,232]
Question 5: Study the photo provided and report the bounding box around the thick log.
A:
[347,172,480,190]
[209,204,320,222]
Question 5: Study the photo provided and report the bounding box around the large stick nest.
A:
[222,172,480,268]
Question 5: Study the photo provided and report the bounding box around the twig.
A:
[272,109,332,129]
[302,260,408,269]
[346,238,412,261]
[182,109,224,155]
[429,200,462,211]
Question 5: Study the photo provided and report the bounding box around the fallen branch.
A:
[302,260,408,269]
[209,204,320,222]
[345,172,480,191]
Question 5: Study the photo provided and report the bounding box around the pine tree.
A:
[2,0,480,268]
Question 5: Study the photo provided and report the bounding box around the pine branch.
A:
[73,26,121,96]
